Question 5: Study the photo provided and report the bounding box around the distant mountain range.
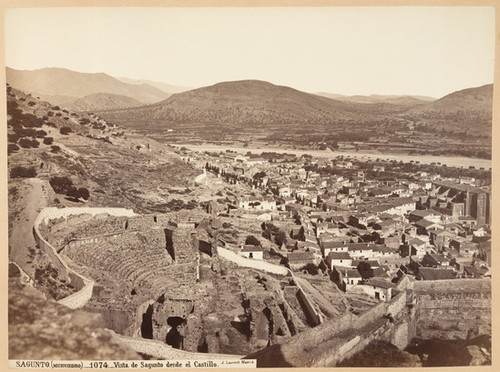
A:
[6,67,171,106]
[100,80,493,130]
[6,67,493,133]
[315,93,436,105]
[114,76,191,95]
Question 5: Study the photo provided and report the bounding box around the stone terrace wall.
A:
[414,278,491,339]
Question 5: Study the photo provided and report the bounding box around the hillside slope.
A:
[6,67,170,104]
[101,80,388,124]
[407,84,493,114]
[400,84,493,136]
[65,93,143,112]
[7,85,199,215]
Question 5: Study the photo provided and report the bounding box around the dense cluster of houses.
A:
[181,148,492,303]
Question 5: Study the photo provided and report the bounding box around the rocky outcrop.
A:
[8,283,139,360]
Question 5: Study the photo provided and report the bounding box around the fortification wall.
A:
[414,278,491,339]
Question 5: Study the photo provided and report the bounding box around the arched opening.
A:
[141,304,154,339]
[165,317,186,349]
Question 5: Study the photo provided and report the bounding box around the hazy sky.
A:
[4,6,495,97]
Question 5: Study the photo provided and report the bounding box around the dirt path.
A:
[9,178,53,278]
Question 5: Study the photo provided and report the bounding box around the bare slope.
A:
[65,93,143,112]
[6,67,170,104]
[101,80,386,124]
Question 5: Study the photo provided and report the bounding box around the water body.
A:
[172,144,492,170]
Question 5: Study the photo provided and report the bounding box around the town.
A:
[177,146,491,299]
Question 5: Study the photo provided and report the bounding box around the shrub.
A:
[35,130,47,138]
[18,138,39,148]
[10,166,36,178]
[47,111,54,117]
[8,133,21,143]
[51,145,61,153]
[55,113,62,117]
[300,263,319,275]
[60,127,72,135]
[66,187,90,201]
[7,143,19,155]
[43,137,54,145]
[49,176,73,194]
[52,106,60,110]
[27,101,36,106]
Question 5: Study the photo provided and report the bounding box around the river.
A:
[171,144,492,170]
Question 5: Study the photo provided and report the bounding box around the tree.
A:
[357,261,373,279]
[275,230,287,247]
[245,235,261,246]
[301,263,319,275]
[43,137,54,145]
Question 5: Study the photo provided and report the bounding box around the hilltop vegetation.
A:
[7,84,200,213]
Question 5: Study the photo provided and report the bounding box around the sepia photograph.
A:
[2,3,496,369]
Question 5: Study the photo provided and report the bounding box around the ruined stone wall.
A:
[414,279,491,339]
[118,336,242,360]
[217,247,289,276]
[37,207,137,224]
[249,282,416,367]
[33,216,95,309]
[33,207,137,309]
[293,280,322,327]
[126,215,158,231]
